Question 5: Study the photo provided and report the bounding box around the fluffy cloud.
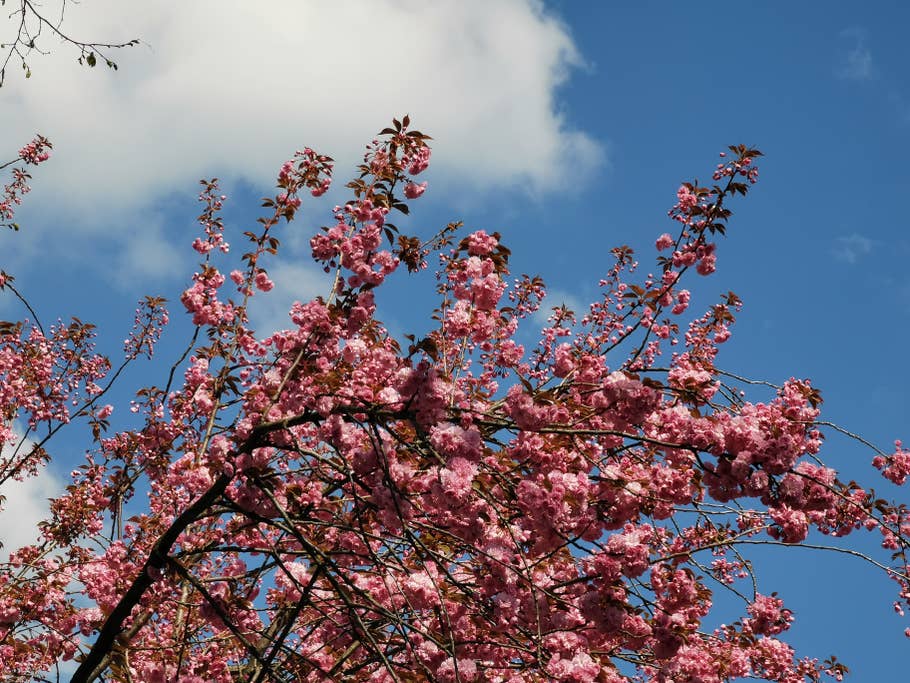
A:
[832,233,874,264]
[4,0,601,230]
[837,28,874,81]
[248,261,333,336]
[0,471,60,561]
[0,435,62,561]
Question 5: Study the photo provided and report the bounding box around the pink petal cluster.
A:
[0,130,889,683]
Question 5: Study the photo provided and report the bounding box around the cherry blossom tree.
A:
[1,118,908,682]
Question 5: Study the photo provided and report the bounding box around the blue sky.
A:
[2,1,909,677]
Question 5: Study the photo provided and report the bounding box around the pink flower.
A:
[254,271,274,292]
[671,289,690,315]
[677,184,698,211]
[18,136,52,165]
[407,146,431,175]
[439,456,477,500]
[873,441,910,485]
[769,505,809,543]
[655,233,675,251]
[553,343,575,377]
[745,594,793,636]
[404,182,427,199]
[696,253,716,275]
[466,230,499,256]
[545,652,600,682]
[191,237,212,254]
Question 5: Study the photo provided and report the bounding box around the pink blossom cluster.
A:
[873,440,910,484]
[405,144,431,175]
[17,136,51,165]
[181,267,231,326]
[0,127,896,683]
[1,135,52,227]
[277,147,333,199]
[0,168,33,223]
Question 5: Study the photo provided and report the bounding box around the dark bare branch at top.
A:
[1,0,138,86]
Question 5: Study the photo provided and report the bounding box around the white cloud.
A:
[112,216,188,286]
[248,260,333,336]
[832,233,874,264]
[0,434,63,561]
[837,28,874,81]
[3,0,602,244]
